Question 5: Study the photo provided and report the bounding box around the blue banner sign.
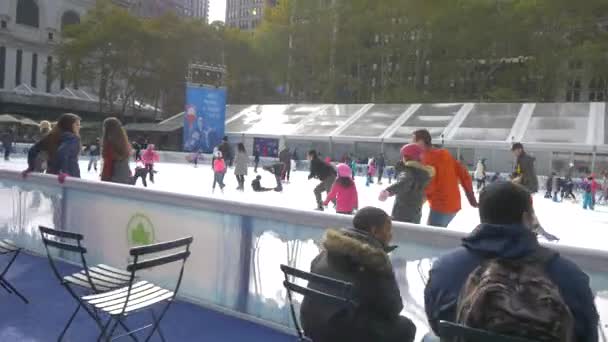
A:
[183,85,227,153]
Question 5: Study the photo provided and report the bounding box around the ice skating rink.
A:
[2,158,607,251]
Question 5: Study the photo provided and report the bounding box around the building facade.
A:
[191,0,209,21]
[225,0,275,31]
[128,0,208,20]
[0,0,95,94]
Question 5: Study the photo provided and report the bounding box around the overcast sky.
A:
[209,0,226,23]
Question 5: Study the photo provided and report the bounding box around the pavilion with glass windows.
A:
[221,102,608,176]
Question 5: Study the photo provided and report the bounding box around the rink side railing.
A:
[2,168,608,339]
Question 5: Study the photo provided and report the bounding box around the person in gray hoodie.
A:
[379,144,434,224]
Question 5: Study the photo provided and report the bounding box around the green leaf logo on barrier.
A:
[127,213,155,247]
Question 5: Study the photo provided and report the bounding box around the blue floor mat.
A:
[0,252,293,342]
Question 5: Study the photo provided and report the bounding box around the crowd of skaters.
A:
[297,132,598,342]
[16,116,567,238]
[8,114,605,341]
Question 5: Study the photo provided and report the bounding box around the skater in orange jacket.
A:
[412,129,477,227]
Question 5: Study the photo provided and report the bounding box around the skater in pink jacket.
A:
[141,144,160,184]
[213,151,226,192]
[366,158,376,186]
[324,164,359,214]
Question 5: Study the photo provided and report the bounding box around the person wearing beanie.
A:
[413,129,477,227]
[323,163,359,215]
[379,144,435,224]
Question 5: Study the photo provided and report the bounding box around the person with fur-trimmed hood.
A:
[379,144,435,224]
[300,207,416,342]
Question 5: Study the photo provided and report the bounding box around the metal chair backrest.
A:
[116,237,193,316]
[280,264,356,341]
[438,321,540,342]
[39,226,98,291]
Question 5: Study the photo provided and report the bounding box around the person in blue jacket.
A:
[26,113,82,180]
[424,181,598,342]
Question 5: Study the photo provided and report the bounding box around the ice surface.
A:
[2,157,607,251]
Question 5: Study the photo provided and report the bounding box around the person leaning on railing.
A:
[100,117,132,185]
[23,113,82,184]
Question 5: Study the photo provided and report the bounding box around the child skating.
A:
[212,151,227,193]
[141,144,159,184]
[323,164,358,215]
[251,175,275,192]
[350,158,357,178]
[378,144,434,224]
[583,176,595,210]
[366,158,376,186]
[132,161,149,187]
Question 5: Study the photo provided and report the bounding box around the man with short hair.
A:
[218,136,233,167]
[412,129,477,227]
[424,182,598,342]
[511,142,539,193]
[301,207,416,342]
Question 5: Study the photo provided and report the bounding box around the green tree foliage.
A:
[253,0,608,103]
[58,0,608,108]
[57,0,244,117]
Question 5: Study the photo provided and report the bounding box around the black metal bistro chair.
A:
[438,321,539,342]
[39,226,135,341]
[0,239,28,303]
[280,264,356,342]
[82,236,193,341]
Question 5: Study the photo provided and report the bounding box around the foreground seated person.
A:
[300,207,416,342]
[424,182,598,342]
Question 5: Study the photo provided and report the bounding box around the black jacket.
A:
[218,141,232,160]
[279,148,291,164]
[424,223,598,342]
[300,228,415,342]
[251,178,262,191]
[376,155,386,169]
[1,131,13,147]
[263,163,283,176]
[308,157,336,181]
[88,143,100,157]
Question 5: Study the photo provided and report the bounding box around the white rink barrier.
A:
[2,168,608,338]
